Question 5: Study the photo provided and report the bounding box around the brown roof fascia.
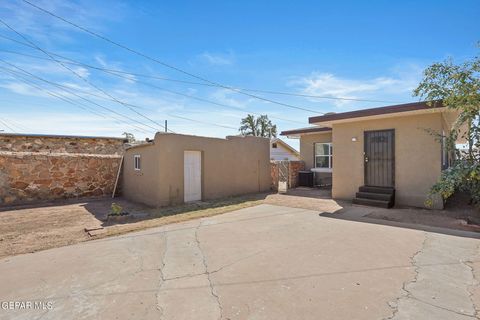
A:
[308,101,443,124]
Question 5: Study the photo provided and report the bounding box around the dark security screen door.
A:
[364,129,395,187]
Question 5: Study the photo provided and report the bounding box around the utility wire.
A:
[167,114,238,130]
[0,46,400,104]
[0,18,171,133]
[0,118,17,133]
[0,63,154,134]
[0,66,151,134]
[0,29,271,132]
[20,0,341,114]
[1,61,244,132]
[0,42,305,125]
[1,116,30,132]
[0,65,107,119]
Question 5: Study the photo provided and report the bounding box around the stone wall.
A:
[0,134,124,154]
[270,160,305,191]
[288,161,305,188]
[0,134,125,206]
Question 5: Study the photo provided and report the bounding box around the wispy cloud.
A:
[0,1,126,47]
[210,89,253,109]
[290,65,423,107]
[199,51,235,66]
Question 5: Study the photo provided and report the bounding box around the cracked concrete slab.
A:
[388,233,480,319]
[0,204,479,320]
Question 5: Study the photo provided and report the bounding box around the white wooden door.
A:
[184,151,202,202]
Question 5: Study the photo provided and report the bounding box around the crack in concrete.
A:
[155,232,168,319]
[408,294,478,318]
[195,219,224,320]
[465,240,480,319]
[153,249,266,285]
[385,232,480,319]
[384,231,428,320]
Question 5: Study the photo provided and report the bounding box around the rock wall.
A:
[0,134,125,206]
[288,161,305,188]
[0,134,124,154]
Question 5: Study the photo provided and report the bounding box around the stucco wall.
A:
[331,112,443,208]
[299,132,332,170]
[0,134,125,206]
[299,132,332,185]
[122,133,271,207]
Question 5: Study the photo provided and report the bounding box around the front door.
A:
[364,129,395,187]
[184,151,202,202]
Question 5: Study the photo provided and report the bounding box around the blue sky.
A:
[0,0,478,149]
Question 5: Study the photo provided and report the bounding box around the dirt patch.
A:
[2,187,478,260]
[365,205,480,233]
[0,193,269,259]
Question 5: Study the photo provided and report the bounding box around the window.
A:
[134,154,141,171]
[272,142,278,148]
[314,143,332,171]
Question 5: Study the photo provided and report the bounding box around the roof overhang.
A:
[280,127,332,138]
[309,101,447,127]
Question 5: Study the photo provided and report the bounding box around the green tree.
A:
[122,132,136,143]
[239,114,277,138]
[414,51,480,206]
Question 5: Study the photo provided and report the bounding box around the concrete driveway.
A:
[0,204,479,320]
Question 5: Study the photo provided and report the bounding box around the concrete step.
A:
[359,186,395,195]
[356,192,392,201]
[352,197,392,208]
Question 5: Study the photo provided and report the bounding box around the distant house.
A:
[281,101,460,209]
[270,138,300,161]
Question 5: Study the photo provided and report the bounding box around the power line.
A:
[0,63,154,134]
[1,61,247,133]
[0,118,17,133]
[0,43,305,126]
[167,114,238,131]
[0,66,151,134]
[20,0,338,114]
[0,18,171,133]
[0,46,400,104]
[1,116,30,132]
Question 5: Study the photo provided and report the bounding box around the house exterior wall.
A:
[0,134,124,206]
[299,132,333,185]
[122,133,271,207]
[299,132,333,170]
[331,112,444,208]
[270,144,299,161]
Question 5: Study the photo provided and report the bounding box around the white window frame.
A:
[134,154,141,171]
[313,143,332,173]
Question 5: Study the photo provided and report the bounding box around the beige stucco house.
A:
[281,101,459,209]
[122,133,271,207]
